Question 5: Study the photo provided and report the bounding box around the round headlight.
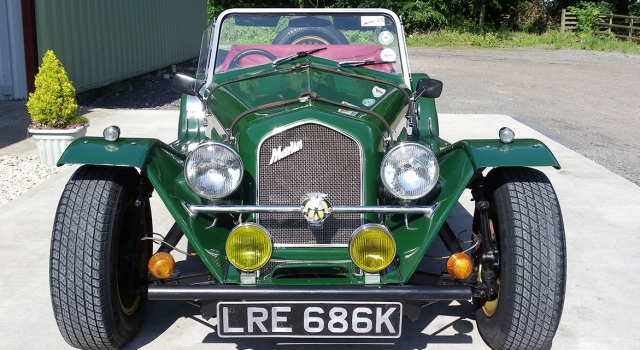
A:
[226,223,272,271]
[381,143,439,200]
[184,142,243,199]
[103,125,121,142]
[349,224,396,273]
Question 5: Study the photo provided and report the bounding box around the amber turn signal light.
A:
[148,252,175,279]
[446,253,473,280]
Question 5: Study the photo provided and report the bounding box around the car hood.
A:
[205,58,412,135]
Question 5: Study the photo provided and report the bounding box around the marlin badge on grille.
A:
[268,140,303,165]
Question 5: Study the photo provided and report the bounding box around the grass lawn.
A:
[407,30,640,54]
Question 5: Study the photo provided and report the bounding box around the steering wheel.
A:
[228,49,277,69]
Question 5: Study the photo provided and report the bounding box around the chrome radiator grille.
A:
[257,123,362,246]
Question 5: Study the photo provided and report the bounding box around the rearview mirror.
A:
[171,73,198,96]
[416,78,443,99]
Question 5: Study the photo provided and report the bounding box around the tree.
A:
[206,0,640,33]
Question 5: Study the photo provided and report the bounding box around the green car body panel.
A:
[58,58,559,285]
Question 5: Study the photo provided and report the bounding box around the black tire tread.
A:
[50,165,141,349]
[479,167,566,350]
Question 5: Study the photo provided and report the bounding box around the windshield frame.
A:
[200,8,411,92]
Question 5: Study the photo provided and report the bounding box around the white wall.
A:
[0,0,28,100]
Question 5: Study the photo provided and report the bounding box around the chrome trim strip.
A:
[273,244,348,248]
[186,203,437,218]
[267,259,355,264]
[182,201,197,218]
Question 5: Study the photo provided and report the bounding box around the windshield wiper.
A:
[272,47,327,66]
[338,60,395,67]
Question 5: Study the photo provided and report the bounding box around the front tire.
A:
[475,167,566,350]
[50,165,152,349]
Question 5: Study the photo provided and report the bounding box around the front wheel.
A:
[50,165,152,349]
[474,167,566,350]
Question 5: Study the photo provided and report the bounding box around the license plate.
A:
[217,301,402,338]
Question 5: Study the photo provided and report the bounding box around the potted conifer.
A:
[26,50,88,166]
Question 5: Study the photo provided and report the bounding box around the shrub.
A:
[516,1,551,34]
[568,2,601,32]
[26,50,87,129]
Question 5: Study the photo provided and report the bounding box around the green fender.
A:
[58,137,168,168]
[391,137,560,280]
[58,136,231,282]
[439,138,561,170]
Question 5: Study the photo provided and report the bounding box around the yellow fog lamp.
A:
[446,252,473,280]
[349,224,396,273]
[147,252,175,279]
[226,223,272,271]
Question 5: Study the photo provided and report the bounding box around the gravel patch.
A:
[0,155,67,205]
[80,78,182,110]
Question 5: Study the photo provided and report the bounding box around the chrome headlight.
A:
[184,142,243,199]
[381,143,439,200]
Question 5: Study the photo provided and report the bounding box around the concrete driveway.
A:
[0,109,638,349]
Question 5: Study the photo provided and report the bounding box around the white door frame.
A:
[0,0,28,100]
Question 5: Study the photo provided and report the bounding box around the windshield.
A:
[196,21,214,82]
[208,11,406,80]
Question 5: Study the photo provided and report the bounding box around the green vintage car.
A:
[50,8,566,350]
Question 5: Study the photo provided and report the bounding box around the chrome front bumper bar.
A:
[148,284,471,301]
[183,203,438,218]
